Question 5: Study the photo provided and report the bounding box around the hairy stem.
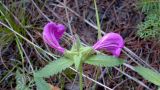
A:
[79,64,83,90]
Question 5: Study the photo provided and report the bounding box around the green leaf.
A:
[34,77,51,90]
[35,57,73,78]
[134,66,160,86]
[80,47,93,61]
[64,50,77,60]
[16,70,30,90]
[158,87,160,90]
[74,54,82,70]
[85,54,124,67]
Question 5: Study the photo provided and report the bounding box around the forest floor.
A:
[0,0,160,90]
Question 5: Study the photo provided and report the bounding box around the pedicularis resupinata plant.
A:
[34,22,160,90]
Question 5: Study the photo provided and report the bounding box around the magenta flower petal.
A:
[43,22,65,53]
[93,32,124,57]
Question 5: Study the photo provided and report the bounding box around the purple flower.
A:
[43,22,65,53]
[93,32,124,57]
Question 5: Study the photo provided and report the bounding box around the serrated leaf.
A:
[85,54,124,67]
[34,77,51,90]
[35,57,73,78]
[134,66,160,86]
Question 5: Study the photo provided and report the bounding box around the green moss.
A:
[137,0,160,39]
[137,14,160,39]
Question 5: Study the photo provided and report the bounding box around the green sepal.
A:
[71,34,82,52]
[80,47,93,61]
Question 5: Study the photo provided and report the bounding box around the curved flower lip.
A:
[93,32,124,57]
[43,22,65,53]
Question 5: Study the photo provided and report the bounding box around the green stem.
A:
[92,66,100,89]
[94,0,101,39]
[79,64,83,90]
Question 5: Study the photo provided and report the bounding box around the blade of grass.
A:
[0,1,58,62]
[15,35,34,73]
[16,37,25,68]
[64,0,73,36]
[0,64,18,83]
[93,0,101,39]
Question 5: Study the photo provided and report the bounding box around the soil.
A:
[0,0,160,90]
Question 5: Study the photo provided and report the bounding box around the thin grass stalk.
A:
[93,0,101,39]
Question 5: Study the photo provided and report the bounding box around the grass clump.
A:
[0,1,28,47]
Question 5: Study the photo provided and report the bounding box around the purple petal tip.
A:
[43,22,65,53]
[93,32,124,57]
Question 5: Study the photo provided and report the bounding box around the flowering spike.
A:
[93,32,124,57]
[43,22,65,53]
